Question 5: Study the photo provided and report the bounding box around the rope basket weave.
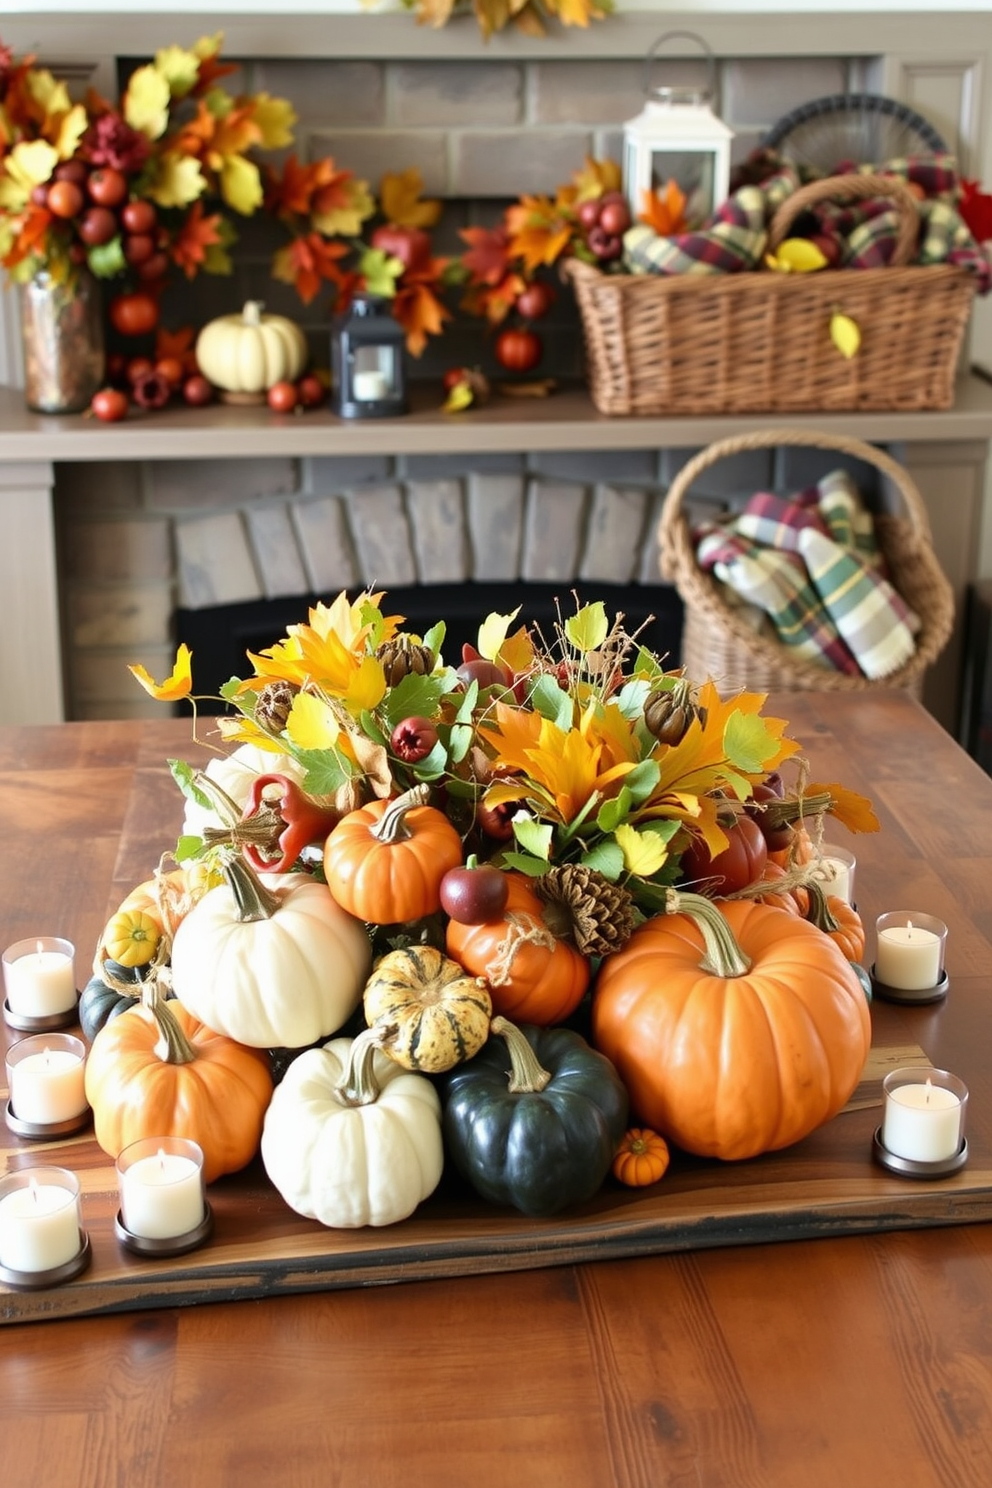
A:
[658,428,955,694]
[565,174,976,416]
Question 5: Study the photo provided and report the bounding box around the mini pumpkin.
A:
[612,1128,671,1187]
[363,944,492,1074]
[195,300,308,396]
[323,785,463,925]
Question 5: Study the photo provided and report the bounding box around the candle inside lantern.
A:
[874,913,946,991]
[352,369,390,401]
[2,937,77,1017]
[881,1069,967,1163]
[118,1137,206,1240]
[6,1033,88,1125]
[0,1169,83,1273]
[812,844,856,905]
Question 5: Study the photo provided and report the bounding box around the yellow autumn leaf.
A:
[312,179,376,238]
[765,238,829,274]
[154,44,202,99]
[220,154,263,215]
[148,152,207,208]
[128,645,193,702]
[0,140,58,209]
[477,608,521,662]
[124,64,172,140]
[830,311,861,360]
[192,33,225,60]
[252,94,298,151]
[379,169,443,229]
[286,692,343,752]
[615,823,670,877]
[52,105,88,163]
[215,716,290,752]
[442,381,475,413]
[807,781,880,834]
[343,654,389,713]
[26,68,72,122]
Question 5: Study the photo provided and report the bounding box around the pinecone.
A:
[644,679,707,746]
[376,635,434,687]
[535,865,635,958]
[255,680,298,733]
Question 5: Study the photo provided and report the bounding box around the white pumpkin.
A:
[170,860,370,1049]
[261,1029,444,1228]
[195,301,308,394]
[182,744,307,838]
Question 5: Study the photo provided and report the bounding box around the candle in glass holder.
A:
[2,937,77,1017]
[812,844,856,905]
[881,1068,967,1163]
[117,1137,206,1240]
[0,1168,83,1273]
[875,913,946,991]
[6,1034,88,1125]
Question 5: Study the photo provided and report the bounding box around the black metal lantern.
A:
[331,293,407,419]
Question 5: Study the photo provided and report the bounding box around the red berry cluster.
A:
[89,357,216,422]
[575,191,632,264]
[33,162,168,283]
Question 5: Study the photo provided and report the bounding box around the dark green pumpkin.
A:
[441,1015,629,1217]
[78,961,149,1042]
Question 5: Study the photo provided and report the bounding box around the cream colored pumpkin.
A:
[261,1028,444,1227]
[195,301,308,394]
[170,861,371,1049]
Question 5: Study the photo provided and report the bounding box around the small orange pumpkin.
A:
[803,878,866,961]
[749,861,803,917]
[446,872,590,1026]
[323,784,463,924]
[612,1128,671,1187]
[84,991,274,1183]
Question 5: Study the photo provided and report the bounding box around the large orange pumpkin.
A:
[323,785,463,924]
[446,872,589,1025]
[592,896,871,1161]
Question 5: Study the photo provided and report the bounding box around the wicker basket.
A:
[565,174,976,416]
[658,428,955,694]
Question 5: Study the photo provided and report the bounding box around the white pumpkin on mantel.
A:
[195,301,308,399]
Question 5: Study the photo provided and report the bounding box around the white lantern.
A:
[622,32,734,231]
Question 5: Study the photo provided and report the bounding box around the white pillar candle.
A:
[352,369,390,401]
[0,1171,82,1273]
[812,846,856,905]
[882,1077,965,1163]
[875,916,945,990]
[6,1034,88,1125]
[118,1139,206,1240]
[3,937,77,1017]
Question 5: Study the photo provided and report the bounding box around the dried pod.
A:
[376,635,435,687]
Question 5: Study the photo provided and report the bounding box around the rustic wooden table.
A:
[2,691,992,1487]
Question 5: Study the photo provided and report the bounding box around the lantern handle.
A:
[643,31,718,105]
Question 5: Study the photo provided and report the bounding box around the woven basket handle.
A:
[658,427,935,581]
[766,173,921,267]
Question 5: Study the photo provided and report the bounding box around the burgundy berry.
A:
[439,856,510,925]
[390,716,439,764]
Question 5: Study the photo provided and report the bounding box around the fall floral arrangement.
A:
[84,591,882,1229]
[394,0,612,41]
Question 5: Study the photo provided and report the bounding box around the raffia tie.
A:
[485,911,557,988]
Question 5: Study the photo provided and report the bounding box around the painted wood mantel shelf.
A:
[3,376,992,731]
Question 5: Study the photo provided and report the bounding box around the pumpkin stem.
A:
[191,771,245,830]
[334,1025,393,1107]
[140,980,197,1066]
[491,1016,552,1095]
[664,889,752,977]
[371,785,431,844]
[485,911,558,987]
[223,853,283,921]
[803,876,840,933]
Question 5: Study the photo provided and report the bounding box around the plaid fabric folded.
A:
[733,491,832,551]
[796,528,919,679]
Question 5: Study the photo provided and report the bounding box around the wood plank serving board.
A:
[3,1004,990,1326]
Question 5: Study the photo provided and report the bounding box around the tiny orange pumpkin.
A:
[612,1128,671,1187]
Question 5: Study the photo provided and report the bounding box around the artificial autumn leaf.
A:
[960,178,992,243]
[311,176,376,238]
[572,156,623,201]
[505,196,574,271]
[190,34,239,94]
[830,310,861,360]
[765,237,828,273]
[286,691,342,752]
[251,94,297,151]
[153,44,202,101]
[220,153,263,214]
[412,0,460,28]
[52,104,88,163]
[272,231,350,304]
[266,154,338,218]
[203,215,237,275]
[356,245,404,298]
[459,224,513,286]
[129,645,193,702]
[442,380,475,413]
[149,151,206,209]
[392,275,452,356]
[564,601,609,654]
[639,180,687,237]
[806,781,880,834]
[169,200,225,278]
[615,822,669,877]
[0,139,58,209]
[379,168,442,229]
[155,324,198,373]
[124,64,172,140]
[477,608,522,663]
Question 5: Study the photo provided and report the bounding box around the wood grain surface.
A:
[3,694,992,1486]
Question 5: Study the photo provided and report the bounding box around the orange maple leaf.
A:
[207,103,262,166]
[2,204,51,270]
[169,201,225,279]
[378,168,442,229]
[172,100,217,160]
[806,782,880,835]
[155,325,198,374]
[391,273,452,357]
[505,196,574,271]
[459,225,513,286]
[265,154,340,219]
[639,181,688,237]
[276,231,351,304]
[461,274,527,326]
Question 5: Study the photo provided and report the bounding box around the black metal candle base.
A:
[3,994,80,1033]
[869,966,949,1006]
[5,1100,91,1141]
[0,1231,91,1290]
[872,1127,968,1178]
[114,1202,214,1258]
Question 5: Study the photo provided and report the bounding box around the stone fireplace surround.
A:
[2,9,992,736]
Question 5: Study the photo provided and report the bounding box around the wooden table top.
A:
[2,691,992,1488]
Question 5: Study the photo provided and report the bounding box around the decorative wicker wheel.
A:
[762,93,947,173]
[657,428,955,695]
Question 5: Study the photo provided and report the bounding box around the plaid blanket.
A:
[624,152,991,293]
[695,470,920,679]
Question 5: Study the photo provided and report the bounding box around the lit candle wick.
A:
[925,1077,933,1105]
[157,1148,167,1171]
[35,940,45,962]
[907,920,914,939]
[29,1179,41,1207]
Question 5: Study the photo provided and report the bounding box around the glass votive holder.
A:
[871,911,948,1004]
[873,1066,968,1177]
[0,1167,91,1289]
[2,936,78,1031]
[115,1136,213,1257]
[811,844,856,906]
[5,1033,90,1139]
